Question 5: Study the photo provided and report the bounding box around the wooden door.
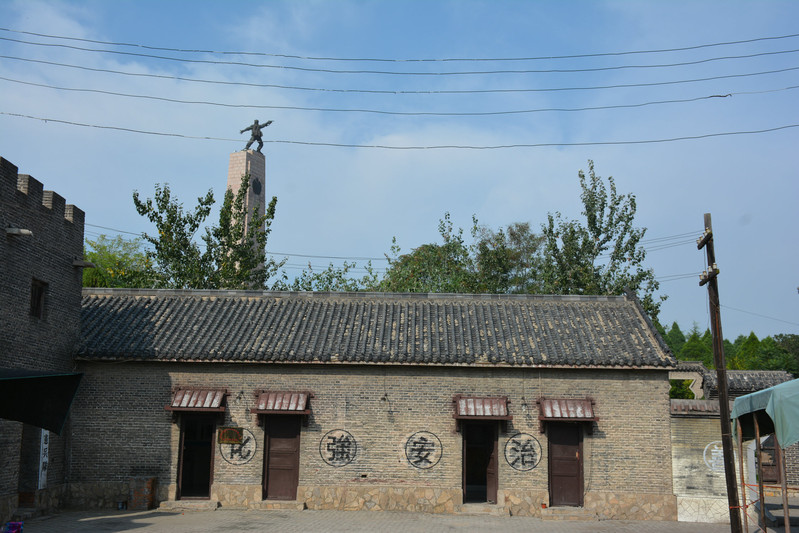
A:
[462,422,498,504]
[263,416,301,500]
[177,416,215,499]
[548,422,583,506]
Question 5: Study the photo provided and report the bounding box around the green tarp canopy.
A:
[731,378,799,448]
[0,368,83,435]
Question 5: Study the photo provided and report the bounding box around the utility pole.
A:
[697,213,743,532]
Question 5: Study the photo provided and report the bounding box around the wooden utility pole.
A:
[697,213,743,533]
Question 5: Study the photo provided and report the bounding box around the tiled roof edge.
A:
[624,288,676,365]
[71,356,672,370]
[82,287,630,302]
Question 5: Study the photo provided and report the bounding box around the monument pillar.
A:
[227,149,266,234]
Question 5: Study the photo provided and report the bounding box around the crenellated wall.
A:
[0,156,86,524]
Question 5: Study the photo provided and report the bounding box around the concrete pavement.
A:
[20,508,741,533]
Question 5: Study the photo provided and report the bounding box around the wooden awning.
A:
[453,395,512,420]
[251,391,311,415]
[538,397,597,422]
[165,388,227,412]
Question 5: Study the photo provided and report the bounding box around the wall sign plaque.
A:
[220,428,256,465]
[218,427,244,444]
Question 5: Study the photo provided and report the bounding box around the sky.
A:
[1,0,798,340]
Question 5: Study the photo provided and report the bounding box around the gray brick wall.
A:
[0,156,85,523]
[69,360,674,516]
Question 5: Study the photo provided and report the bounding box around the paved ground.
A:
[18,508,745,533]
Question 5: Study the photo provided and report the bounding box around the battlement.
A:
[1,156,85,231]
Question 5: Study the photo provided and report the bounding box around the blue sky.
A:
[1,0,798,339]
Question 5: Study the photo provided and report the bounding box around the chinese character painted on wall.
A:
[703,441,725,473]
[404,431,442,469]
[320,429,357,467]
[504,433,542,471]
[220,428,257,465]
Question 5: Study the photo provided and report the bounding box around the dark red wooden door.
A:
[263,416,301,500]
[548,423,583,506]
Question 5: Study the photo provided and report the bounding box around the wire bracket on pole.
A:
[699,263,720,286]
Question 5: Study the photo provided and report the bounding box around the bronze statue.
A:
[240,119,273,152]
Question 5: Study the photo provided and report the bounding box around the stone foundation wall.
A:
[584,492,678,521]
[299,485,461,513]
[499,489,548,517]
[677,496,729,523]
[210,484,261,508]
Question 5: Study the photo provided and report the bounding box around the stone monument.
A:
[227,149,266,236]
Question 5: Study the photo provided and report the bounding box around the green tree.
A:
[729,332,761,370]
[203,175,284,289]
[664,322,686,355]
[775,334,799,376]
[669,379,695,399]
[279,261,379,292]
[83,235,153,288]
[132,177,284,289]
[379,213,475,293]
[678,326,714,368]
[472,222,545,294]
[540,161,664,320]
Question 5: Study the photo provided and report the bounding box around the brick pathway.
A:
[20,508,742,533]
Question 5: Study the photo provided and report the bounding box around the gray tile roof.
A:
[77,289,675,369]
[703,370,794,399]
[670,398,735,417]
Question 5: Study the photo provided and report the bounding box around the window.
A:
[30,279,47,319]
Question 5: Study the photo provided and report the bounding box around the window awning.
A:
[165,388,227,413]
[538,398,598,422]
[453,395,512,420]
[251,391,311,415]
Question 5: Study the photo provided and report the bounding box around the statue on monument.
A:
[240,119,273,153]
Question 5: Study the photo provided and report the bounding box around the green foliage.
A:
[539,161,664,320]
[377,214,545,295]
[132,177,284,289]
[202,175,284,289]
[667,323,798,377]
[669,379,695,399]
[663,322,686,355]
[278,261,379,292]
[83,235,153,288]
[379,214,475,293]
[472,222,545,294]
[677,325,714,368]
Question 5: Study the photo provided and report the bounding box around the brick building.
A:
[0,157,86,524]
[70,289,679,519]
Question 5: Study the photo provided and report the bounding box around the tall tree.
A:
[664,322,686,355]
[279,261,379,292]
[540,161,664,319]
[132,176,284,289]
[83,235,153,288]
[379,214,475,293]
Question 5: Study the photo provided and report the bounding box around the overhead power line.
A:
[4,112,798,149]
[2,26,798,63]
[720,304,799,327]
[3,36,799,76]
[14,75,795,117]
[4,55,798,95]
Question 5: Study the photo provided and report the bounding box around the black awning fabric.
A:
[0,369,83,435]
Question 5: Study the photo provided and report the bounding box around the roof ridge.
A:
[82,287,628,302]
